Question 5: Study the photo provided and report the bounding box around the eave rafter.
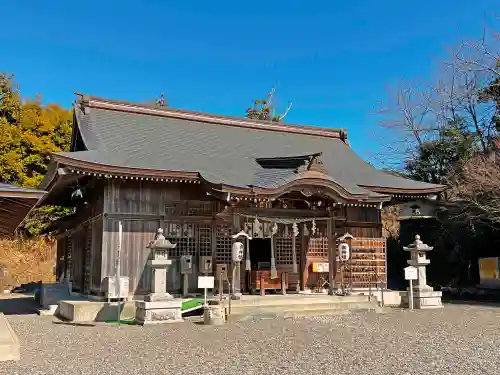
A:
[52,154,202,184]
[69,169,201,184]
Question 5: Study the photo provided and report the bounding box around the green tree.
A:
[0,72,73,235]
[404,118,478,187]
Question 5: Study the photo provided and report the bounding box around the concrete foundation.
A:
[221,294,381,318]
[58,300,136,322]
[58,293,382,322]
[0,313,20,362]
[370,290,408,307]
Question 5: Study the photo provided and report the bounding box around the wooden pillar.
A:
[301,233,308,291]
[328,217,335,295]
[232,213,242,298]
[211,219,217,272]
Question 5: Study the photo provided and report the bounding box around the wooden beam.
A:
[344,221,382,228]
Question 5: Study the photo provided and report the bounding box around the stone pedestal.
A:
[404,235,443,309]
[409,287,443,309]
[135,300,183,324]
[231,263,242,300]
[203,304,227,325]
[135,228,183,325]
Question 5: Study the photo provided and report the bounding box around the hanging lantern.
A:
[303,223,309,236]
[284,225,289,238]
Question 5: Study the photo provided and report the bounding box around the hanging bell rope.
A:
[270,223,278,279]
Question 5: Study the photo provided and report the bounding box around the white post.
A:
[116,221,123,323]
[204,287,208,306]
[409,279,414,310]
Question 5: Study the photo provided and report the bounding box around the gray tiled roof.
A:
[0,183,45,196]
[57,104,444,197]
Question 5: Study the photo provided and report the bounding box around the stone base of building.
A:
[408,287,443,309]
[144,293,174,302]
[203,305,227,325]
[135,300,183,325]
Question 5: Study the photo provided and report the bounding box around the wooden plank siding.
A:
[59,177,388,296]
[101,218,158,295]
[101,179,219,295]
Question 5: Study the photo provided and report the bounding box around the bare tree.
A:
[454,22,499,78]
[455,150,500,223]
[374,80,439,169]
[375,18,499,171]
[246,88,293,122]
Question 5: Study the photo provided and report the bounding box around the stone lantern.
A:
[135,228,183,324]
[403,234,442,309]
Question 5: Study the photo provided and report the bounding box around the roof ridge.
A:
[74,93,349,141]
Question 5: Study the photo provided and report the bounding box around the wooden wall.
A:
[101,179,218,296]
[342,206,382,238]
[57,181,104,294]
[62,177,387,296]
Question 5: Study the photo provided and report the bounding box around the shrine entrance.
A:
[248,238,272,271]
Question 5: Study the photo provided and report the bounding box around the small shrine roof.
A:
[0,183,46,235]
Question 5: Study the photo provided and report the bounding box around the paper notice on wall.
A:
[312,263,329,273]
[479,257,499,283]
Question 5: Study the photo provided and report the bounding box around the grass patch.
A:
[106,318,137,326]
[182,298,204,311]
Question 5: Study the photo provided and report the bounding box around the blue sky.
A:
[1,1,497,162]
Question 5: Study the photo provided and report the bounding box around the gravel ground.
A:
[1,304,500,375]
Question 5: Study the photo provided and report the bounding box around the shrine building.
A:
[37,94,445,297]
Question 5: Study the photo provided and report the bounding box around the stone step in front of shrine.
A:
[0,313,20,362]
[222,294,383,318]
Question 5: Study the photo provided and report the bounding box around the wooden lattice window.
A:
[165,200,217,216]
[165,222,196,257]
[307,237,329,257]
[198,225,212,256]
[275,237,300,265]
[215,224,232,264]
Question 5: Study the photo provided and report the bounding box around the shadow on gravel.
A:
[0,296,38,315]
[52,321,96,327]
[443,299,500,307]
[442,290,500,307]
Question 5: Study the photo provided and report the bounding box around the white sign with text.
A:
[404,266,418,281]
[198,276,215,289]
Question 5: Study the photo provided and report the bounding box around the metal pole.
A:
[219,270,223,301]
[409,279,414,310]
[116,221,123,325]
[226,271,232,315]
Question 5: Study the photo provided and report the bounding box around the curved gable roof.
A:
[53,95,445,199]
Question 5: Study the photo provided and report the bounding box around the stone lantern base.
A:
[135,299,183,325]
[407,287,443,309]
